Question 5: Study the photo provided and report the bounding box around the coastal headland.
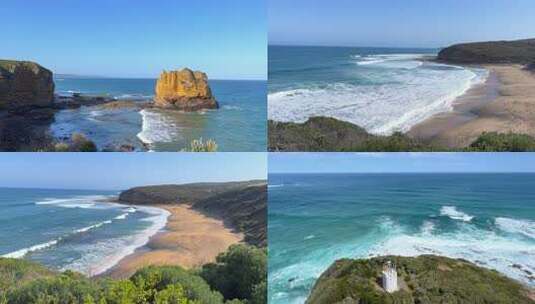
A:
[306,255,535,304]
[269,38,535,151]
[0,180,267,303]
[106,180,267,279]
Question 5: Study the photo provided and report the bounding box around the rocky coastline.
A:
[0,60,220,151]
[306,255,534,304]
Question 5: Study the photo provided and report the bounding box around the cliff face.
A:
[194,185,267,247]
[119,181,267,247]
[306,255,534,304]
[154,68,218,111]
[0,60,55,110]
[438,38,535,64]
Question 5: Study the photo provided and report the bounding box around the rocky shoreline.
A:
[1,60,220,151]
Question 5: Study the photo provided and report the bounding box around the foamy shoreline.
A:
[104,204,244,279]
[88,204,171,277]
[268,54,489,135]
[410,64,535,148]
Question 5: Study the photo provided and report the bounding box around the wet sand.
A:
[409,64,535,148]
[105,204,243,279]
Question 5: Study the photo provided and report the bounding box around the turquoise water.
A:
[268,173,535,304]
[52,78,266,151]
[0,188,169,276]
[268,46,488,134]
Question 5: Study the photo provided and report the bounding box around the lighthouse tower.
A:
[382,261,399,293]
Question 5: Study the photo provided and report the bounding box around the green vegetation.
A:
[306,255,534,304]
[50,133,98,152]
[269,117,535,152]
[269,117,440,152]
[0,245,266,304]
[200,245,267,303]
[438,38,535,64]
[467,132,535,152]
[181,138,218,152]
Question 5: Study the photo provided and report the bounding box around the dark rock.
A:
[0,60,54,110]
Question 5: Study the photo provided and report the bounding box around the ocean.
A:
[268,173,535,304]
[0,188,169,276]
[52,78,266,151]
[268,46,488,135]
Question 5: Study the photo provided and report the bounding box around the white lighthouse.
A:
[382,261,399,293]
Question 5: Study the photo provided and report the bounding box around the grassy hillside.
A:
[269,117,437,152]
[306,255,534,304]
[269,117,535,152]
[437,38,535,64]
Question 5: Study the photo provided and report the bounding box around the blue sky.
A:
[269,153,535,173]
[0,153,266,190]
[1,0,266,79]
[269,0,535,48]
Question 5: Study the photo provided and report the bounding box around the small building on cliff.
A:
[382,261,399,293]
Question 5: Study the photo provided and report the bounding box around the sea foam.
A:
[369,219,535,286]
[268,55,488,135]
[440,206,474,222]
[495,217,535,239]
[63,206,170,276]
[137,109,180,146]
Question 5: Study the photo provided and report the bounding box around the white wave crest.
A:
[268,60,488,135]
[2,239,60,259]
[369,220,535,286]
[496,217,535,239]
[440,206,474,222]
[35,195,116,209]
[1,218,114,259]
[114,213,129,220]
[137,109,180,145]
[62,206,170,276]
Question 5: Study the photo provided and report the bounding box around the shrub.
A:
[154,284,197,304]
[181,138,218,152]
[468,132,535,152]
[249,281,267,304]
[100,279,142,304]
[7,272,99,304]
[70,133,98,152]
[131,266,224,304]
[200,244,267,302]
[54,142,70,152]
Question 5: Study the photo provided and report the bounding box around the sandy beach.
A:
[105,204,244,279]
[409,64,535,148]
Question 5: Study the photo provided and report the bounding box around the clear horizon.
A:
[1,0,266,80]
[269,0,535,48]
[0,153,267,191]
[269,153,535,174]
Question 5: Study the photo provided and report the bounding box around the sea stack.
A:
[154,68,218,111]
[0,60,55,110]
